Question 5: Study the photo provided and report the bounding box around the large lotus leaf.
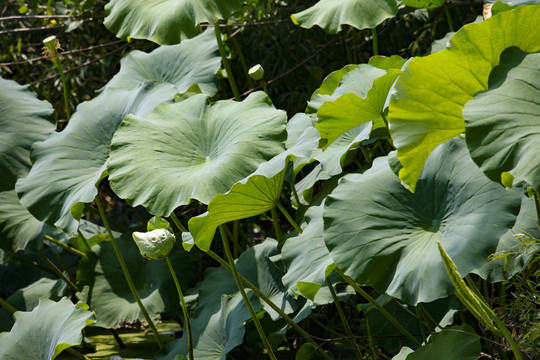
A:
[308,64,386,114]
[0,77,54,192]
[104,0,243,45]
[280,204,335,300]
[323,138,521,304]
[16,31,221,233]
[464,48,540,192]
[0,190,44,252]
[0,278,68,332]
[109,92,287,216]
[0,297,95,360]
[76,234,192,327]
[399,0,446,9]
[392,325,480,360]
[388,4,540,192]
[473,194,540,282]
[156,239,297,359]
[317,68,400,146]
[291,0,398,34]
[188,127,319,252]
[307,65,358,113]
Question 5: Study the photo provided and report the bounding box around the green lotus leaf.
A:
[16,30,220,233]
[473,194,540,282]
[491,0,540,16]
[76,234,192,327]
[104,0,243,45]
[189,127,319,252]
[280,204,335,300]
[156,239,297,359]
[291,0,398,34]
[0,297,96,360]
[368,55,408,70]
[317,68,400,146]
[307,64,358,114]
[109,92,286,216]
[0,77,54,192]
[0,278,68,332]
[399,0,446,9]
[464,48,540,192]
[0,190,45,252]
[388,4,540,192]
[393,325,480,360]
[323,139,521,304]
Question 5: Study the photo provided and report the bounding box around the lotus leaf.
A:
[464,48,540,192]
[0,77,54,192]
[291,0,398,34]
[0,297,95,360]
[108,92,287,216]
[16,30,221,233]
[388,4,540,191]
[323,139,521,304]
[104,0,243,44]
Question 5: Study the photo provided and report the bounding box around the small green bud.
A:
[132,228,175,260]
[248,64,264,80]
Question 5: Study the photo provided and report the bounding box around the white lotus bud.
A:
[132,228,175,260]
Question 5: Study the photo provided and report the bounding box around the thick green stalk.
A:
[219,226,277,360]
[206,250,333,360]
[54,59,71,121]
[166,255,194,360]
[77,229,92,252]
[43,234,85,257]
[371,28,379,56]
[325,278,364,359]
[37,251,79,292]
[277,203,302,234]
[365,317,380,360]
[270,207,282,241]
[215,22,241,101]
[0,296,17,314]
[170,213,188,233]
[95,196,163,349]
[229,33,254,89]
[444,4,455,32]
[335,267,421,346]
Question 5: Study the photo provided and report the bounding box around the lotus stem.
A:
[95,195,164,349]
[206,249,334,360]
[365,317,380,360]
[37,251,79,292]
[219,226,277,360]
[43,234,85,257]
[270,207,282,241]
[77,229,92,252]
[325,277,365,359]
[170,212,189,233]
[277,203,302,234]
[444,4,455,32]
[166,255,194,360]
[334,267,421,346]
[0,296,17,314]
[371,28,379,56]
[215,21,241,101]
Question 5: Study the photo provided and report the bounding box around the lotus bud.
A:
[248,64,264,80]
[132,228,175,260]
